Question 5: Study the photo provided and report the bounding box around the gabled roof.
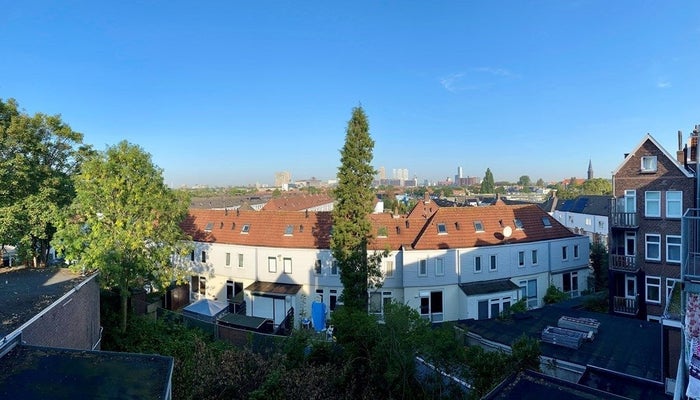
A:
[182,299,228,317]
[261,193,334,211]
[410,202,575,250]
[612,133,693,178]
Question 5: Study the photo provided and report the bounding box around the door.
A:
[478,300,488,320]
[625,276,637,299]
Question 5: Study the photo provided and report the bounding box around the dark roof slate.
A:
[459,279,520,296]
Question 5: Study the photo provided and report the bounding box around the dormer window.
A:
[474,221,484,232]
[284,225,294,235]
[241,224,250,234]
[542,217,552,228]
[514,219,523,230]
[204,222,214,232]
[641,156,657,173]
[437,223,447,234]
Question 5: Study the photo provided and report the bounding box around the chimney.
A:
[677,130,685,163]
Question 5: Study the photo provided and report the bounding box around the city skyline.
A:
[2,2,699,187]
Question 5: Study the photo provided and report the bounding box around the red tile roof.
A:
[261,193,334,211]
[181,203,575,251]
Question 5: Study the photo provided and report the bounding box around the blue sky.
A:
[2,1,700,187]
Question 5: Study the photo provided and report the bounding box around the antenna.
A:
[502,226,512,239]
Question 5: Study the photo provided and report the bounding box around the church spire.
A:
[587,159,593,180]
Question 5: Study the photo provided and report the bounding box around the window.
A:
[624,190,637,213]
[645,191,661,217]
[316,289,324,303]
[667,278,681,299]
[514,219,523,230]
[419,259,428,276]
[377,226,388,237]
[531,249,538,265]
[225,252,231,267]
[197,277,207,296]
[574,245,579,259]
[474,221,484,232]
[489,255,497,271]
[330,289,338,311]
[226,280,234,300]
[419,291,444,322]
[542,217,552,228]
[204,222,214,232]
[385,260,394,277]
[201,251,207,262]
[191,276,199,293]
[437,223,447,234]
[641,155,658,172]
[518,251,525,267]
[435,258,444,276]
[519,279,538,309]
[268,257,277,273]
[314,259,322,275]
[562,246,568,261]
[331,260,338,275]
[645,234,661,261]
[667,235,681,263]
[284,224,294,235]
[667,191,682,218]
[585,217,592,226]
[563,272,579,297]
[370,291,393,315]
[241,224,250,234]
[190,250,195,262]
[474,256,482,272]
[283,257,292,274]
[238,253,244,268]
[646,276,661,303]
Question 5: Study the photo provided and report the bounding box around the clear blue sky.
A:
[2,1,700,187]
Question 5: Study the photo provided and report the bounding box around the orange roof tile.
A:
[261,193,334,211]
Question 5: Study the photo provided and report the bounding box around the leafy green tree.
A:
[518,175,531,187]
[590,241,609,291]
[0,98,89,266]
[510,334,541,372]
[53,141,191,332]
[581,178,612,195]
[480,168,495,194]
[331,106,383,311]
[536,178,545,187]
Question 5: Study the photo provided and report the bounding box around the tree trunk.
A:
[120,277,129,333]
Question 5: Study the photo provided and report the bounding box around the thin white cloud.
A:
[440,73,465,93]
[440,67,516,92]
[657,79,671,89]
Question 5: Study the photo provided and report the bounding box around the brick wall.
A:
[21,275,101,350]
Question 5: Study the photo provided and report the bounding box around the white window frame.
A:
[645,276,661,304]
[314,259,322,275]
[666,191,682,218]
[437,223,447,235]
[645,191,661,217]
[489,255,497,271]
[562,246,568,261]
[283,257,292,274]
[268,256,277,273]
[474,256,482,273]
[645,234,661,261]
[419,259,428,276]
[331,260,339,276]
[435,258,445,276]
[237,253,244,268]
[519,279,538,309]
[531,249,538,265]
[518,251,525,267]
[573,245,579,259]
[625,190,637,213]
[666,235,681,263]
[667,278,681,299]
[641,155,658,173]
[385,260,394,277]
[225,252,231,267]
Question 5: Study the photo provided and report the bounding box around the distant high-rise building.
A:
[392,168,409,181]
[274,171,291,187]
[378,166,386,180]
[587,160,593,180]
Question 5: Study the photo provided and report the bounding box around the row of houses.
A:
[178,197,591,330]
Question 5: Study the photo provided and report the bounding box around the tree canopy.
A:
[53,141,191,331]
[480,168,495,194]
[0,98,90,266]
[331,106,383,311]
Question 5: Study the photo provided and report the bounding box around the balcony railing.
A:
[609,254,638,272]
[613,296,638,315]
[611,212,638,228]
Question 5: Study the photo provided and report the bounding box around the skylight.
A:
[542,217,552,228]
[474,221,484,232]
[204,222,214,232]
[284,224,294,235]
[514,219,523,230]
[241,224,250,234]
[437,223,447,234]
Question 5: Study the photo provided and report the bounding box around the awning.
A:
[459,279,520,296]
[245,281,302,296]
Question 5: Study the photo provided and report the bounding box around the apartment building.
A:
[609,133,696,320]
[179,198,590,330]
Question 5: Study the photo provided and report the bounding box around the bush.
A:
[543,285,569,304]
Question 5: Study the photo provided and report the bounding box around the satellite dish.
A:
[502,226,513,238]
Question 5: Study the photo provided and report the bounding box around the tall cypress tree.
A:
[480,168,495,194]
[331,106,381,311]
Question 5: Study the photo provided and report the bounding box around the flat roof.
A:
[0,345,173,399]
[483,370,630,400]
[0,267,89,338]
[458,299,663,382]
[245,281,302,296]
[459,279,520,296]
[218,313,270,330]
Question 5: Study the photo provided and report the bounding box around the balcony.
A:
[610,212,638,229]
[683,209,700,281]
[609,254,638,272]
[613,296,638,315]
